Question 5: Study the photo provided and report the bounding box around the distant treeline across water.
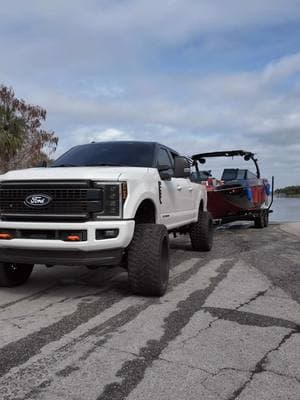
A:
[275,185,300,197]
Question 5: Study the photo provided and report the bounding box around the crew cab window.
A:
[157,148,173,169]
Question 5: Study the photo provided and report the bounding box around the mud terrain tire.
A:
[0,263,34,287]
[190,211,213,251]
[128,224,169,296]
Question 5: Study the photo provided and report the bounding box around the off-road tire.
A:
[127,224,169,296]
[254,213,264,229]
[190,211,213,251]
[0,263,34,287]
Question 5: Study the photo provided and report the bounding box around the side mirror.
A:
[174,156,190,178]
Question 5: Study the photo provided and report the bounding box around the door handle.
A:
[188,187,193,191]
[177,186,182,191]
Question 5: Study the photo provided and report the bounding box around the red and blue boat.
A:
[191,150,274,228]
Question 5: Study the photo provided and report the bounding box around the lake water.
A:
[270,197,300,222]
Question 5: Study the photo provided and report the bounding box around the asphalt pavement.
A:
[0,223,299,400]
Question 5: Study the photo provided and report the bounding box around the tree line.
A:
[0,84,58,173]
[275,186,300,196]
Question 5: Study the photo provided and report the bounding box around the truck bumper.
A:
[0,248,124,266]
[0,220,135,266]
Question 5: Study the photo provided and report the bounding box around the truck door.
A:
[169,151,195,223]
[157,147,178,228]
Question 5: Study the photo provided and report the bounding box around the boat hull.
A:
[207,184,268,220]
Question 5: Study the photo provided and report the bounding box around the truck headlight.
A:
[93,182,127,219]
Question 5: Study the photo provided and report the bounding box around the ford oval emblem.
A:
[25,194,52,207]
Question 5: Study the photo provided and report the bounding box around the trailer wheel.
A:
[190,211,213,251]
[127,224,169,296]
[254,213,264,229]
[0,263,34,287]
[263,211,269,227]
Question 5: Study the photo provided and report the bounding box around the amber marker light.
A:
[66,235,81,241]
[121,182,128,201]
[0,233,13,240]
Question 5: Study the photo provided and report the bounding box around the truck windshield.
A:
[52,141,155,168]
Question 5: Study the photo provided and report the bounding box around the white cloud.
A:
[57,126,130,154]
[2,0,300,77]
[19,52,300,150]
[4,0,300,44]
[90,128,132,142]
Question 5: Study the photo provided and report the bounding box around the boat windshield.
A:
[222,169,247,181]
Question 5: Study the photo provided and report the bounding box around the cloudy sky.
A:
[1,0,300,187]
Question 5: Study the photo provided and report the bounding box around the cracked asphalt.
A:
[0,223,299,400]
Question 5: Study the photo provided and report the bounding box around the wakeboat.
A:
[191,150,274,228]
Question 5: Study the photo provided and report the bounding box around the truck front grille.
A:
[0,180,103,222]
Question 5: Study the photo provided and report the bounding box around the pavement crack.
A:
[236,289,268,310]
[200,366,252,393]
[157,356,214,377]
[178,298,299,347]
[86,341,213,377]
[228,329,299,400]
[176,287,274,347]
[180,317,220,346]
[265,368,300,384]
[96,259,234,400]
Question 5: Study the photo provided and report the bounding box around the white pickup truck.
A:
[0,141,213,296]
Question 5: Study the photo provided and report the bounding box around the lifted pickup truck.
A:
[0,141,213,296]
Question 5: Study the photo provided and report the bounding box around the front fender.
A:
[123,182,158,220]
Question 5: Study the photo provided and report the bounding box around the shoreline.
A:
[275,195,300,198]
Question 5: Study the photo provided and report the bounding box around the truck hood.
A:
[0,166,150,182]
